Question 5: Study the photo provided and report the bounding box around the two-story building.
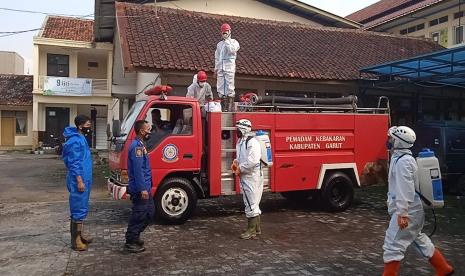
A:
[32,16,113,149]
[347,0,465,48]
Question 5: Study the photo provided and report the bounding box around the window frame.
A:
[438,15,448,24]
[144,104,194,152]
[431,31,440,44]
[454,25,464,45]
[46,54,70,77]
[15,111,28,136]
[429,18,439,27]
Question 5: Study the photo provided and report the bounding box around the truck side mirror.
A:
[112,120,121,137]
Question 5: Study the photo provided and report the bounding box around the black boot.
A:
[228,97,235,112]
[134,238,144,246]
[125,241,145,253]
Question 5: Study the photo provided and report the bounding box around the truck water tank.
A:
[416,148,444,208]
[255,130,273,166]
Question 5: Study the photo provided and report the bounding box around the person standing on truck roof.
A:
[62,115,93,251]
[186,70,213,107]
[214,23,240,112]
[125,120,155,253]
[231,119,264,239]
[382,126,454,276]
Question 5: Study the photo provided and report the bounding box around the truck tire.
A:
[321,172,354,212]
[155,177,197,224]
[281,190,316,203]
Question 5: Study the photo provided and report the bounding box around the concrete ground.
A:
[0,152,464,276]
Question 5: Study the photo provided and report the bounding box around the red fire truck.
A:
[108,87,389,224]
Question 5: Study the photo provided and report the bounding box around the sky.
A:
[0,0,378,74]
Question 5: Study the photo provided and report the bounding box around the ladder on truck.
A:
[219,113,272,195]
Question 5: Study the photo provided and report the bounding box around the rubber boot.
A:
[228,97,235,112]
[80,222,93,244]
[255,215,261,235]
[240,216,258,240]
[71,221,88,251]
[221,97,229,112]
[382,261,400,276]
[429,249,454,276]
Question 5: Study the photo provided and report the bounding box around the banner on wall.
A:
[43,77,92,96]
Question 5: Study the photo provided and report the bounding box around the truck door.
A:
[141,102,201,185]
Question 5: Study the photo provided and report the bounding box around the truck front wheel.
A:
[321,172,354,212]
[155,177,198,224]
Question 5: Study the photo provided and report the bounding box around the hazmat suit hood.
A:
[63,126,81,139]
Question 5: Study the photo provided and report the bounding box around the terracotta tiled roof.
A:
[116,3,443,81]
[41,16,94,42]
[0,75,33,106]
[346,0,444,29]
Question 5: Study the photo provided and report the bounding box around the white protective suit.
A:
[383,149,435,263]
[215,38,240,98]
[186,75,213,106]
[236,134,263,218]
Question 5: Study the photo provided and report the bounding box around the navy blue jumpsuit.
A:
[125,138,155,243]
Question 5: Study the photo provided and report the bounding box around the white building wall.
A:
[154,0,322,26]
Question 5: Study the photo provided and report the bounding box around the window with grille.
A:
[47,54,69,77]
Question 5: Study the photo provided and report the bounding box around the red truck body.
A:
[108,95,389,223]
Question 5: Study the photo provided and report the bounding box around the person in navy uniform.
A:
[125,120,154,253]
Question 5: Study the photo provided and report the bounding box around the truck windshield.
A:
[120,100,146,139]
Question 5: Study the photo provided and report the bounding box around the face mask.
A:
[198,82,205,88]
[81,127,92,136]
[386,140,393,150]
[222,31,230,40]
[143,131,151,141]
[236,130,243,139]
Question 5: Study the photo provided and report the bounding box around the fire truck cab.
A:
[108,88,389,224]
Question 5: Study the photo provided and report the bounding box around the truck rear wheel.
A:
[321,172,354,212]
[155,177,197,224]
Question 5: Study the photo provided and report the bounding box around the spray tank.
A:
[416,148,444,209]
[255,130,273,167]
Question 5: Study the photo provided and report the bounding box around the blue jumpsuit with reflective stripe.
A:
[62,127,93,222]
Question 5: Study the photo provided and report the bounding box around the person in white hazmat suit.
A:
[215,23,240,112]
[186,70,213,107]
[231,119,263,239]
[382,126,454,276]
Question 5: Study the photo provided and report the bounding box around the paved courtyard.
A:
[0,152,464,276]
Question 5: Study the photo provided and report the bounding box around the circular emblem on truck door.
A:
[162,144,179,163]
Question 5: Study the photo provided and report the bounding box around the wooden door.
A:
[1,117,15,146]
